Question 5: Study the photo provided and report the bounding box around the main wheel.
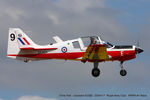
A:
[120,69,127,76]
[92,68,100,77]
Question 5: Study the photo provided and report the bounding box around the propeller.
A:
[135,40,144,54]
[137,40,140,47]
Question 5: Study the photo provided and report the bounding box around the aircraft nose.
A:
[136,47,144,54]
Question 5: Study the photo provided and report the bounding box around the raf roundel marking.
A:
[61,47,67,53]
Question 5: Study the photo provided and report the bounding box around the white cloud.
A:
[5,7,25,21]
[47,14,59,25]
[16,96,57,100]
[54,0,106,13]
[0,1,25,21]
[0,98,3,100]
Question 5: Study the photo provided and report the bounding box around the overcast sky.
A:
[0,0,150,100]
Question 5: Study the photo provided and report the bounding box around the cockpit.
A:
[81,36,101,47]
[80,36,114,48]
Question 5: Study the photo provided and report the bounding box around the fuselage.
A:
[8,37,137,62]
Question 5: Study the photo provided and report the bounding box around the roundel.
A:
[61,47,67,53]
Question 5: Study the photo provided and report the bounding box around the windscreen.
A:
[104,42,113,48]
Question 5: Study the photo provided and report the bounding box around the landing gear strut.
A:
[120,61,127,76]
[91,61,127,77]
[92,61,100,77]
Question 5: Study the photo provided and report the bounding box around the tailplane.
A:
[7,28,37,58]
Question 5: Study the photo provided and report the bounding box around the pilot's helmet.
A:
[90,37,97,44]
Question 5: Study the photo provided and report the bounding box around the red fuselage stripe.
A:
[7,50,136,61]
[7,52,85,59]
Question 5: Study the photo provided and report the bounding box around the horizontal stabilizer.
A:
[20,47,57,50]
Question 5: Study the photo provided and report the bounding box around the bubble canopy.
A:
[80,36,113,48]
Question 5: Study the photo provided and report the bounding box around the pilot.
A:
[90,37,97,45]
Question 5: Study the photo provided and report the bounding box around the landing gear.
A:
[90,61,127,77]
[92,68,100,77]
[120,69,127,76]
[120,61,127,76]
[91,61,100,77]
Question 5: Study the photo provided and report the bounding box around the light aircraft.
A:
[7,28,143,77]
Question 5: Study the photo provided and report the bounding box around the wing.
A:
[81,44,109,62]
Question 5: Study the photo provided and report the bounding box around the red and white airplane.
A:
[7,28,143,77]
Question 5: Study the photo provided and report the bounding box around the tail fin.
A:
[7,28,37,58]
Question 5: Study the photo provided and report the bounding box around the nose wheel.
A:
[120,69,127,76]
[120,61,127,76]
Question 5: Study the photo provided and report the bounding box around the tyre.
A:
[92,68,100,77]
[120,69,127,76]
